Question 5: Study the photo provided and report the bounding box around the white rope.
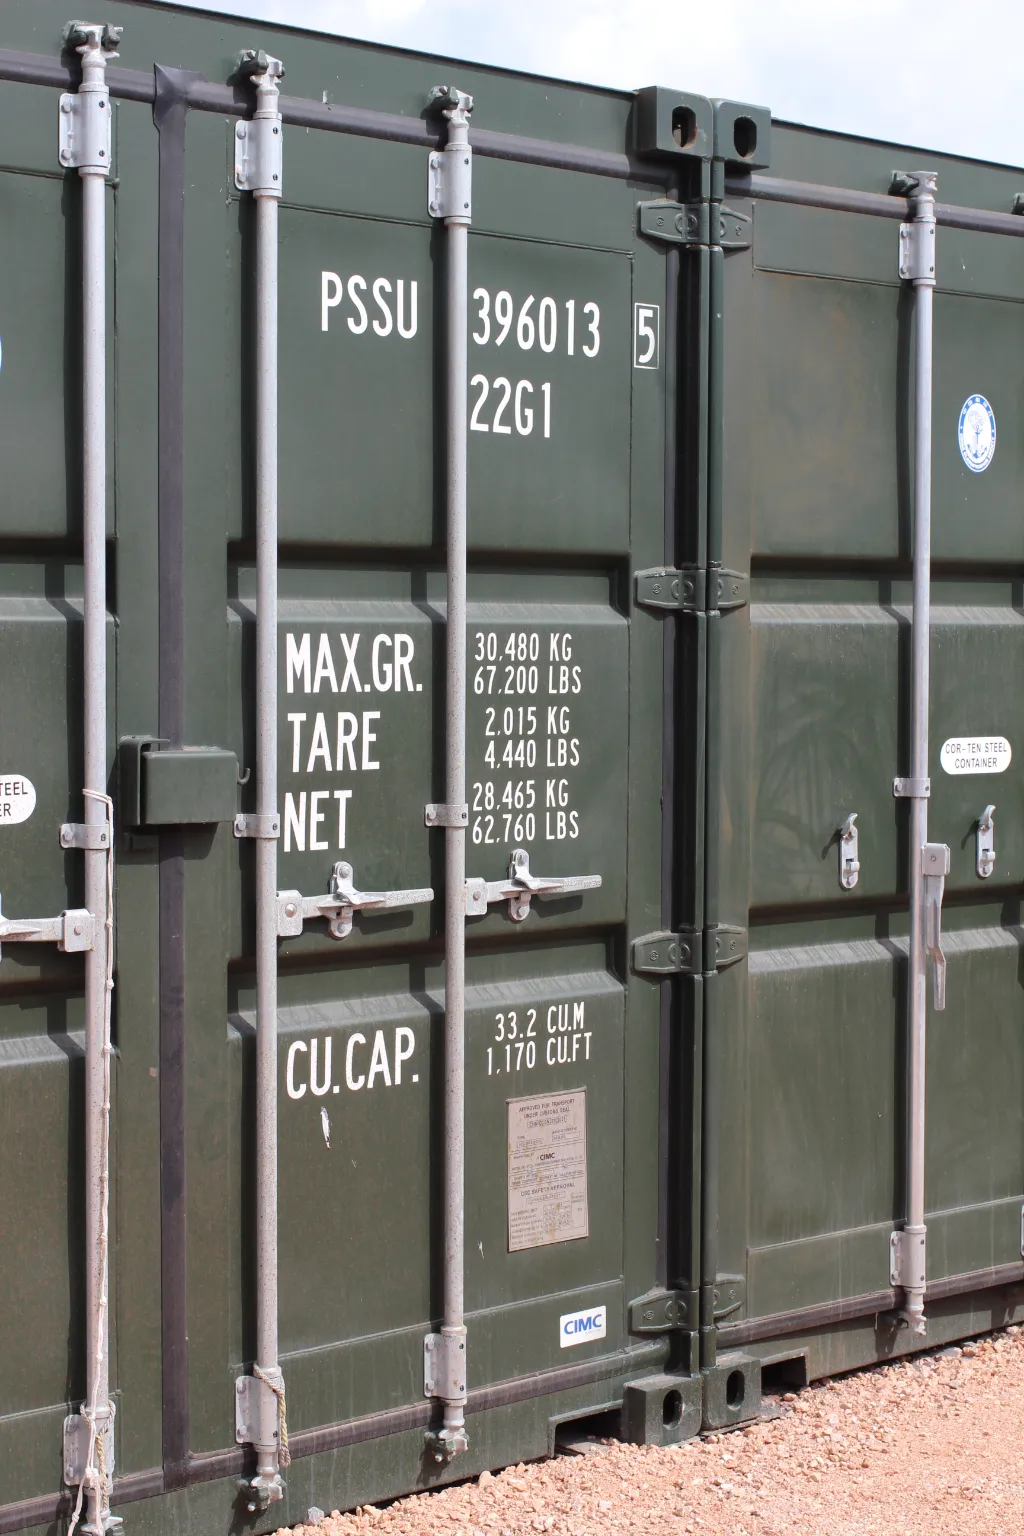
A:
[67,790,115,1536]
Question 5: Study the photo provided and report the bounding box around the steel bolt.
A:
[237,123,246,138]
[285,903,297,918]
[62,99,72,113]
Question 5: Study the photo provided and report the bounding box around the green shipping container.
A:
[0,6,1021,1534]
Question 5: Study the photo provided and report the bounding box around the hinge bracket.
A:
[708,568,748,611]
[635,567,704,612]
[634,566,747,614]
[632,929,704,976]
[699,1274,746,1327]
[714,204,753,250]
[637,200,708,246]
[628,1288,697,1335]
[632,923,746,978]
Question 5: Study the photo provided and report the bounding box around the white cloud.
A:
[153,0,1024,165]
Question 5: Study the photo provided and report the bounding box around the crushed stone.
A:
[277,1324,1024,1535]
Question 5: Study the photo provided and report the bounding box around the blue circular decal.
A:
[958,394,996,473]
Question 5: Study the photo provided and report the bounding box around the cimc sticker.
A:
[559,1305,606,1348]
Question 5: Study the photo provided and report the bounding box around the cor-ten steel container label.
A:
[507,1089,588,1252]
[940,736,1011,775]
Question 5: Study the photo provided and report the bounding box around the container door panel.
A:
[198,95,677,1447]
[0,78,117,1499]
[714,125,1024,1341]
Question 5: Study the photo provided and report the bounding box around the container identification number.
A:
[472,291,599,357]
[470,289,600,445]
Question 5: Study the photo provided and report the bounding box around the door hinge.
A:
[637,200,708,246]
[632,924,747,978]
[714,204,753,250]
[700,1274,746,1326]
[628,1288,698,1335]
[634,566,747,614]
[635,566,704,612]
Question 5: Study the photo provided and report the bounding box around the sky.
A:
[153,0,1024,167]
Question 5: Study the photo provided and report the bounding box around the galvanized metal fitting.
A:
[59,21,120,175]
[427,84,473,223]
[234,50,284,198]
[891,1225,927,1335]
[891,169,937,285]
[839,812,860,890]
[977,804,996,879]
[465,848,601,922]
[427,83,474,128]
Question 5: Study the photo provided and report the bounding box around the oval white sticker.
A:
[958,394,996,473]
[0,774,36,823]
[940,737,1011,776]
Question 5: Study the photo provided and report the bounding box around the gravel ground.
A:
[282,1326,1024,1536]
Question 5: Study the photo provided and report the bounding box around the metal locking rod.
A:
[56,21,121,1535]
[425,82,473,1462]
[234,47,287,1511]
[466,848,603,922]
[838,813,860,890]
[977,804,996,879]
[891,167,939,1337]
[277,862,434,940]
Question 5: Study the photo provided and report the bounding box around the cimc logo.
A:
[559,1305,607,1349]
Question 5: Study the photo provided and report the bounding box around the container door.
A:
[163,41,708,1493]
[0,74,107,1507]
[712,113,1024,1360]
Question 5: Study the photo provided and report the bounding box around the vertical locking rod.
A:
[426,83,473,1459]
[893,168,940,1335]
[235,49,287,1507]
[59,19,121,1535]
